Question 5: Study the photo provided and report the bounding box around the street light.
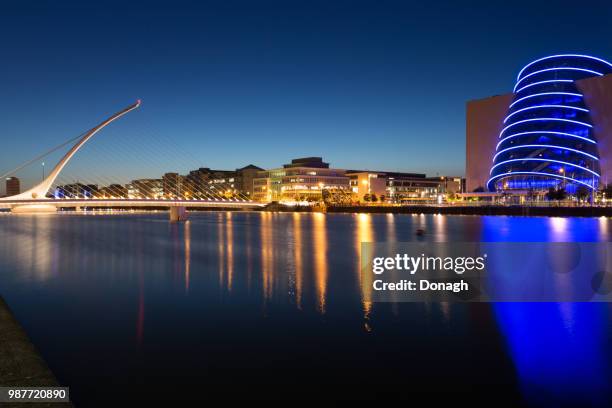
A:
[559,167,565,189]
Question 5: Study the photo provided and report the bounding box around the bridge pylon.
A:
[2,101,141,213]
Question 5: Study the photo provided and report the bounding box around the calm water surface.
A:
[1,212,611,405]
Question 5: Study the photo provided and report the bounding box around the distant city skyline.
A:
[1,0,612,190]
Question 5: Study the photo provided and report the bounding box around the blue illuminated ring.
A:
[500,118,593,137]
[504,105,589,123]
[513,67,603,91]
[509,92,582,109]
[497,131,596,149]
[492,144,599,161]
[490,158,600,177]
[517,54,612,81]
[487,171,597,191]
[515,79,574,94]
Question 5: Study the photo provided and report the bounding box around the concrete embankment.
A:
[0,296,72,407]
[325,205,612,217]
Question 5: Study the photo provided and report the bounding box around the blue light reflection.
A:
[481,216,612,406]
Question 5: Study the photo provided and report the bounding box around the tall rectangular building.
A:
[5,177,20,197]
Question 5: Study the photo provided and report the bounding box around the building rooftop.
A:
[238,164,264,171]
[345,170,426,179]
[283,157,329,169]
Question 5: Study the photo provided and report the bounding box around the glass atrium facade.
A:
[488,55,612,194]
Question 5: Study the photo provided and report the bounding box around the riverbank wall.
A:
[0,296,71,407]
[324,205,612,217]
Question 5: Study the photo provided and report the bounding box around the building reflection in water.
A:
[481,216,611,405]
[385,213,395,242]
[385,214,401,316]
[355,213,374,330]
[548,217,569,242]
[10,215,56,282]
[260,212,274,303]
[431,213,451,320]
[226,212,234,292]
[4,212,612,405]
[217,212,225,288]
[293,212,304,310]
[184,220,191,293]
[246,214,253,292]
[493,303,609,405]
[599,216,609,238]
[312,213,328,314]
[213,212,236,292]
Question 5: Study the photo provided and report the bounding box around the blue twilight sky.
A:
[1,0,612,188]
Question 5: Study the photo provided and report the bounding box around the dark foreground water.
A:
[1,212,611,406]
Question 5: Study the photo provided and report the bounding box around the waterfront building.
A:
[54,183,98,198]
[5,177,20,197]
[253,157,350,202]
[162,172,184,199]
[347,172,387,202]
[384,173,441,203]
[346,172,461,203]
[183,165,263,199]
[466,54,612,198]
[183,168,211,199]
[96,184,128,199]
[41,167,457,205]
[427,176,464,195]
[253,157,462,204]
[126,179,163,199]
[236,164,263,198]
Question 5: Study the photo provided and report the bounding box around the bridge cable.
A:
[0,129,90,180]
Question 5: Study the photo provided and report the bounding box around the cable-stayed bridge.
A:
[0,101,264,220]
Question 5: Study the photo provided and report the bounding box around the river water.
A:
[0,212,611,405]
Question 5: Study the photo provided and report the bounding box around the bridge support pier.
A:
[169,206,188,222]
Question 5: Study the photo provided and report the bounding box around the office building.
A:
[162,172,184,199]
[253,157,350,202]
[54,183,98,198]
[96,184,128,199]
[183,165,263,199]
[126,179,163,199]
[252,158,458,204]
[347,171,449,203]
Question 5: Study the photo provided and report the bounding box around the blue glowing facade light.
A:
[497,131,596,150]
[490,158,600,178]
[516,54,612,81]
[514,79,574,94]
[513,67,603,91]
[499,118,593,137]
[493,144,599,161]
[488,54,612,193]
[509,92,583,109]
[503,105,589,124]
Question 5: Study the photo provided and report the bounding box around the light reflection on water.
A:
[0,212,611,404]
[479,216,612,406]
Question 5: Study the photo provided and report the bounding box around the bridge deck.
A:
[0,199,264,209]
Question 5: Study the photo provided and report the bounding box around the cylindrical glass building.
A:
[487,54,612,194]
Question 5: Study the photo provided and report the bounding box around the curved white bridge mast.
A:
[2,101,141,201]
